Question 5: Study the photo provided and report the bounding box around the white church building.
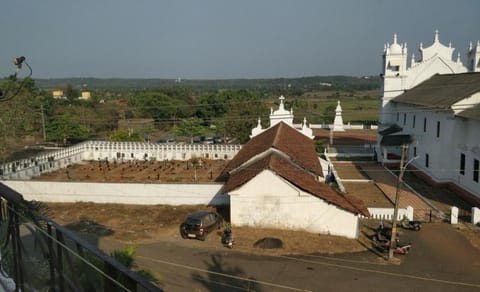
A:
[378,31,480,202]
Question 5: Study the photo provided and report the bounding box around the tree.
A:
[323,104,337,124]
[45,114,90,143]
[175,117,207,143]
[65,84,79,100]
[110,129,143,142]
[222,90,268,143]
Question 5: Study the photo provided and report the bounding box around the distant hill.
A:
[33,76,380,91]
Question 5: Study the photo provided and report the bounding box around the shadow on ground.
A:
[192,253,263,292]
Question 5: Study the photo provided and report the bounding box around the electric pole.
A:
[388,143,407,260]
[41,104,46,141]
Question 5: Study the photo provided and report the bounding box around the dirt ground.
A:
[46,202,368,255]
[34,159,229,183]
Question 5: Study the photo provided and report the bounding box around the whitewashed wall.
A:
[1,141,241,180]
[228,170,360,239]
[393,104,480,199]
[2,181,227,206]
[364,206,413,221]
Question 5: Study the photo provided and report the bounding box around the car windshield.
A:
[186,218,201,226]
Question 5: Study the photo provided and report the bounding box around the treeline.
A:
[0,76,379,161]
[34,75,380,92]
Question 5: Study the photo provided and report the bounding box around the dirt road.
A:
[95,223,480,291]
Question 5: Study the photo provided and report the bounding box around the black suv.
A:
[179,211,223,241]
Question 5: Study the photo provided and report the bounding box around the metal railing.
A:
[0,183,162,291]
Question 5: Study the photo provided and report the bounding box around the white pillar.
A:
[472,207,480,225]
[451,206,458,224]
[406,206,414,221]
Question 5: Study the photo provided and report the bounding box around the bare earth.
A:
[47,202,368,255]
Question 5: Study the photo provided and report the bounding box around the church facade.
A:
[378,31,480,202]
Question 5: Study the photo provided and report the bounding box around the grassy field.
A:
[267,89,379,124]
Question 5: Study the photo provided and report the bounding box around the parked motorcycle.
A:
[375,221,397,243]
[221,228,234,249]
[401,219,422,231]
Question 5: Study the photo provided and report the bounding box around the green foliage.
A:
[110,245,136,268]
[175,117,207,143]
[45,114,90,143]
[323,104,336,124]
[110,129,143,142]
[315,140,328,153]
[65,84,80,100]
[128,89,196,126]
[109,245,159,286]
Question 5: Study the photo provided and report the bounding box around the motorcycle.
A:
[374,221,396,243]
[221,228,234,249]
[401,219,422,231]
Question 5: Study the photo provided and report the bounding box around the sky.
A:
[0,0,479,79]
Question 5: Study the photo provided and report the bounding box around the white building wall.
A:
[395,104,480,198]
[2,180,227,206]
[229,170,359,238]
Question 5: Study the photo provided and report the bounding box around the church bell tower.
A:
[467,41,480,72]
[379,34,408,126]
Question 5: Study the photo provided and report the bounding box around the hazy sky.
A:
[0,0,478,79]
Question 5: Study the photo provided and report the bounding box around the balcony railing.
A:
[0,183,162,291]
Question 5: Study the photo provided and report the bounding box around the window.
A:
[460,153,465,175]
[436,121,440,138]
[396,112,399,122]
[413,115,416,128]
[423,118,427,132]
[403,113,406,125]
[474,159,479,183]
[413,147,417,157]
[425,154,429,168]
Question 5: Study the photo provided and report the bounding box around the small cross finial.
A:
[393,33,397,44]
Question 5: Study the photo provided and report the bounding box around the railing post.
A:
[10,205,24,291]
[56,230,65,291]
[47,223,56,290]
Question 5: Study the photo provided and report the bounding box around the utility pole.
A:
[388,143,407,260]
[40,104,46,141]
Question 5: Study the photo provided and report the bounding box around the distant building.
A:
[78,91,91,100]
[378,31,480,203]
[52,90,66,99]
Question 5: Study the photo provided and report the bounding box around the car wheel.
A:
[180,224,187,239]
[199,232,206,241]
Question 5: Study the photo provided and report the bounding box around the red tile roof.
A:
[220,122,323,178]
[223,153,369,216]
